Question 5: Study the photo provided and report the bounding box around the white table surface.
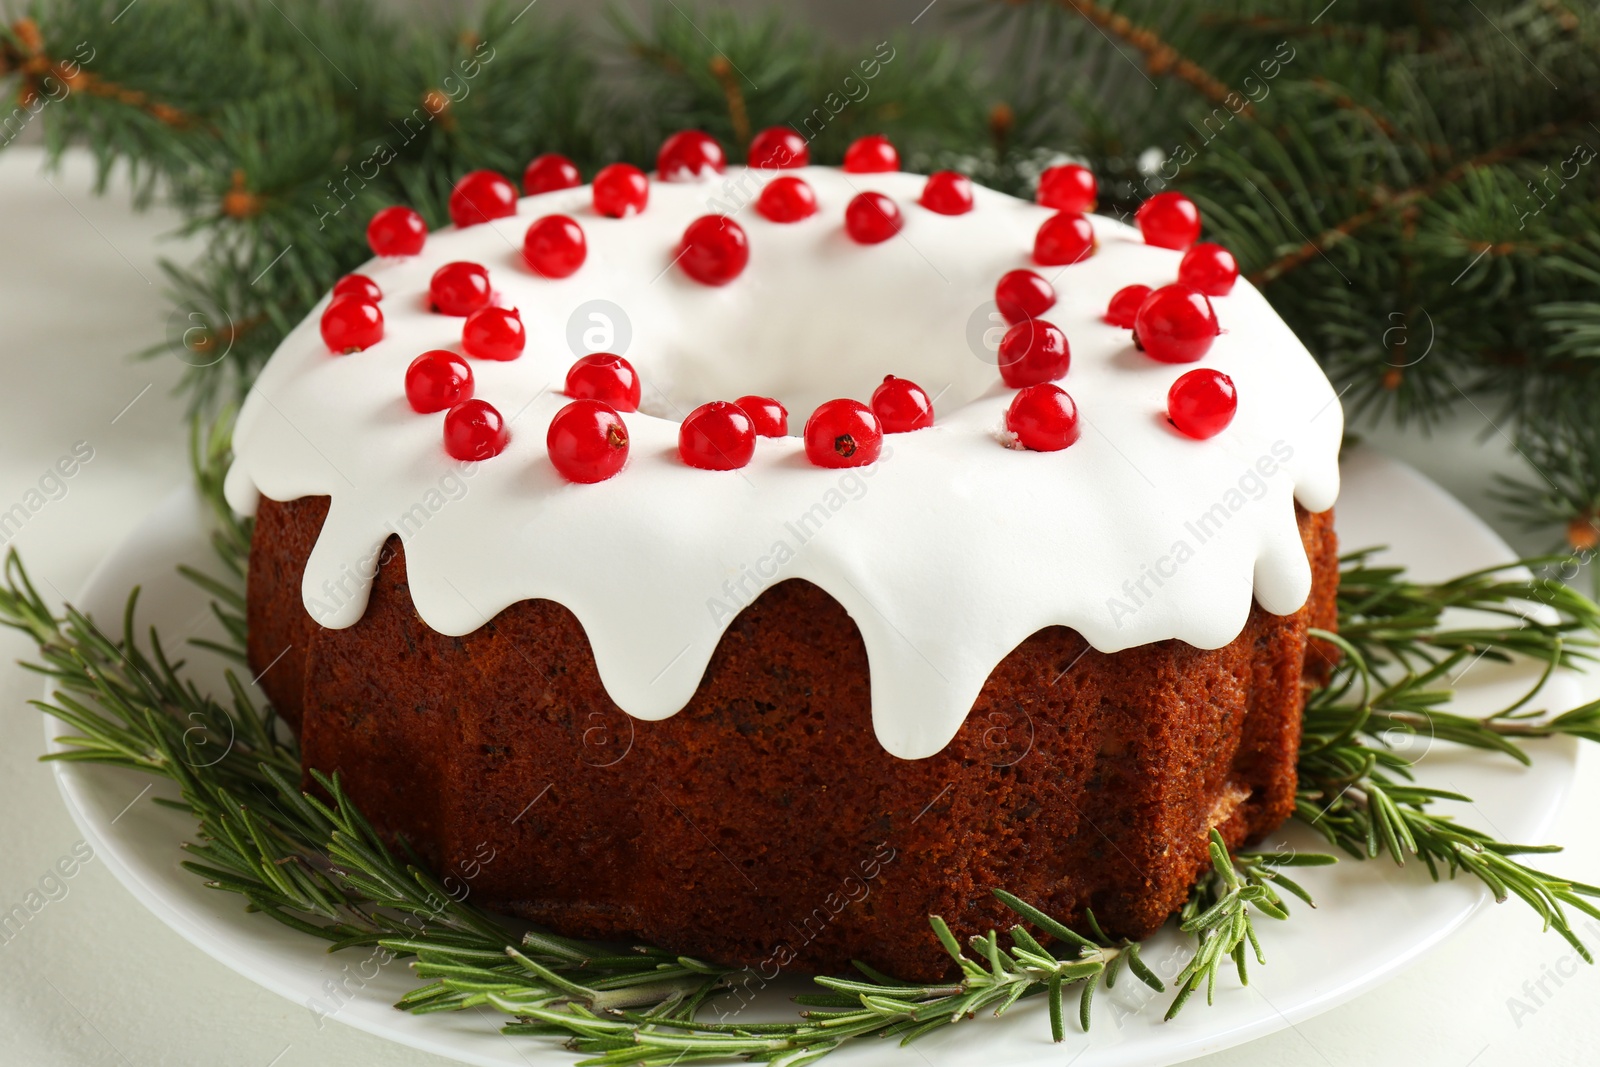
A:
[0,145,1595,1067]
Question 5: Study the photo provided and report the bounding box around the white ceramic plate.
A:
[43,447,1597,1067]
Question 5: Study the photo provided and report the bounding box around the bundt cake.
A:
[225,134,1344,982]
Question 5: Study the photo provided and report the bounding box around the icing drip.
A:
[225,166,1343,759]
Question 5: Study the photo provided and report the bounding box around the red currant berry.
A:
[332,273,382,303]
[1133,284,1219,363]
[429,261,492,316]
[997,319,1071,388]
[320,297,383,353]
[994,269,1056,325]
[565,353,641,412]
[843,134,898,174]
[734,395,788,436]
[1037,163,1097,214]
[657,130,725,181]
[547,399,629,483]
[367,206,427,257]
[678,215,750,286]
[1033,212,1096,266]
[1167,368,1237,439]
[920,171,974,216]
[522,153,581,195]
[1177,241,1239,296]
[523,214,587,278]
[405,350,473,413]
[756,176,818,223]
[845,192,903,244]
[462,306,526,362]
[1006,384,1080,452]
[804,399,882,468]
[449,169,518,228]
[592,163,649,218]
[679,401,756,470]
[871,376,934,432]
[1105,284,1152,328]
[748,126,809,169]
[444,399,509,461]
[1136,191,1202,250]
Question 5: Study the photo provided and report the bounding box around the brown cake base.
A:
[248,495,1337,981]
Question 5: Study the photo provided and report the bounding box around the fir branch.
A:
[1249,118,1591,286]
[1037,0,1247,112]
[8,0,1600,553]
[707,56,750,148]
[3,17,192,127]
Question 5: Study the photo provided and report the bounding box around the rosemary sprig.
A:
[1295,731,1600,960]
[425,893,1164,1067]
[1293,556,1600,958]
[4,421,1600,1062]
[1333,547,1600,675]
[1165,840,1333,1020]
[0,551,1283,1057]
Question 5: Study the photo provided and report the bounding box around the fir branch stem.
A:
[1033,0,1246,112]
[1250,118,1596,285]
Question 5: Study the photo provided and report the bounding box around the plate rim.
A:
[39,447,1594,1067]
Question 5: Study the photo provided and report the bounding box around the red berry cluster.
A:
[430,261,491,316]
[679,216,750,286]
[998,177,1248,449]
[1088,190,1240,438]
[325,253,524,472]
[1037,163,1096,214]
[363,149,1246,487]
[748,126,810,170]
[524,215,586,278]
[546,354,792,481]
[463,307,525,362]
[993,314,1079,452]
[398,258,528,460]
[985,268,1081,452]
[523,153,581,195]
[1007,385,1079,452]
[321,273,385,353]
[1167,369,1236,440]
[449,171,518,229]
[657,130,725,182]
[545,355,646,482]
[548,401,629,483]
[367,207,426,257]
[758,176,817,223]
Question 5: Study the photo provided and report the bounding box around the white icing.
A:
[225,166,1343,760]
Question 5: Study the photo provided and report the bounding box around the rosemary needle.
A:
[3,415,1599,1063]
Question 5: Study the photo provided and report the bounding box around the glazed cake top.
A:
[225,164,1343,759]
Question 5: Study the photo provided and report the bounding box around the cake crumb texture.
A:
[249,495,1337,981]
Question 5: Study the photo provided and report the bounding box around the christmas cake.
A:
[226,130,1344,980]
